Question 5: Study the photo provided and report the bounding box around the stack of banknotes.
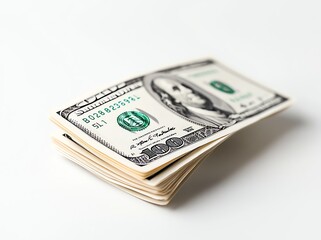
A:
[50,58,292,205]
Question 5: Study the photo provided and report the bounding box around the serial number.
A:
[82,95,140,124]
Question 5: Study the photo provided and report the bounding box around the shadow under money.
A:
[168,112,305,209]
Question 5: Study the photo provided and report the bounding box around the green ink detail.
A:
[189,69,217,78]
[230,92,252,102]
[117,111,150,132]
[210,81,235,94]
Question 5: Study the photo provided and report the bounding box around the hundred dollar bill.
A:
[51,59,292,178]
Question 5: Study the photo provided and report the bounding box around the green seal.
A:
[117,111,150,132]
[210,80,235,94]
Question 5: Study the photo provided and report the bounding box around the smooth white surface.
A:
[1,1,321,239]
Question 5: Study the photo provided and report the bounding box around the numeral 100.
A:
[141,137,184,159]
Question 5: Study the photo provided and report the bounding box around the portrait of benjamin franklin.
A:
[143,73,239,129]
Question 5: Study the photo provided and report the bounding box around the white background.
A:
[1,1,321,239]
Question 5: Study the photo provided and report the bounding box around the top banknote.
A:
[51,59,292,178]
